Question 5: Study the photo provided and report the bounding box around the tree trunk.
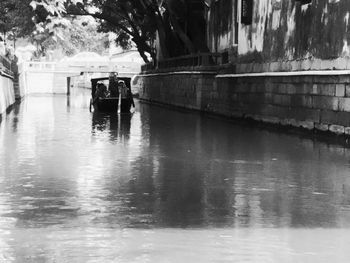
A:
[137,47,150,64]
[154,12,170,59]
[132,37,153,64]
[169,14,196,53]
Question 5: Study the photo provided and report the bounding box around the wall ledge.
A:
[217,70,350,78]
[138,71,218,77]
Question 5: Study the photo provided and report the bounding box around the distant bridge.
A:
[20,57,142,94]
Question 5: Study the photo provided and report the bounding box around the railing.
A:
[20,61,57,72]
[141,52,228,71]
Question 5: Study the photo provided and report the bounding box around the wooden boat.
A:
[92,97,119,112]
[89,76,133,113]
[90,77,118,112]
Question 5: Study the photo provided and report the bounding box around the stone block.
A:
[334,111,350,126]
[320,110,338,124]
[274,84,283,94]
[281,76,292,83]
[290,108,320,122]
[280,119,290,126]
[286,84,297,94]
[264,93,273,104]
[261,116,280,124]
[268,62,278,72]
[272,94,291,106]
[291,61,300,71]
[265,81,274,93]
[317,84,335,96]
[338,98,350,112]
[312,96,339,111]
[310,59,322,70]
[246,93,265,105]
[301,59,312,70]
[329,124,345,134]
[271,83,280,94]
[302,76,314,83]
[288,119,298,127]
[298,120,315,130]
[338,76,350,84]
[320,59,333,70]
[335,111,350,126]
[315,75,338,84]
[311,84,318,94]
[335,84,346,97]
[346,84,350,97]
[315,123,329,131]
[301,83,313,94]
[345,127,350,135]
[291,95,313,108]
[335,57,347,69]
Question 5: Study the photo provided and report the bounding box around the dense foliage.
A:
[31,0,208,63]
[0,0,110,58]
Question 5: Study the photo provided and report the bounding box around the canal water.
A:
[1,90,350,262]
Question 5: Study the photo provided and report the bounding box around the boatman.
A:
[108,72,119,98]
[118,80,134,113]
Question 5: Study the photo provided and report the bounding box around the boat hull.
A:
[94,98,119,112]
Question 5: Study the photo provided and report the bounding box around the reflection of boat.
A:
[91,108,134,141]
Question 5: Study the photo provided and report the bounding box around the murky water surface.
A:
[1,89,350,262]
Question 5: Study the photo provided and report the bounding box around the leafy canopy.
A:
[30,0,209,63]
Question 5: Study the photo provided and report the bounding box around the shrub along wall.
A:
[138,71,350,136]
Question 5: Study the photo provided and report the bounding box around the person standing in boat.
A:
[93,82,108,104]
[118,80,134,113]
[108,73,119,98]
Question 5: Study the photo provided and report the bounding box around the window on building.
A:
[295,0,312,4]
[241,0,253,25]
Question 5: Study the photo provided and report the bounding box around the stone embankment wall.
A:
[0,74,15,116]
[138,0,350,136]
[138,72,350,136]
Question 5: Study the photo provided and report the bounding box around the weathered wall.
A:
[139,0,350,136]
[0,74,15,116]
[207,0,236,52]
[139,73,215,110]
[22,72,68,94]
[139,72,350,136]
[207,0,350,71]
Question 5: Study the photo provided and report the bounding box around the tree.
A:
[32,17,110,58]
[0,0,37,47]
[31,0,209,63]
[0,0,110,58]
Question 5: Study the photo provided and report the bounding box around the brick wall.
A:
[139,72,350,136]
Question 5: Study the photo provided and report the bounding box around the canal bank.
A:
[137,69,350,137]
[0,56,21,119]
[0,73,15,118]
[136,0,350,138]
